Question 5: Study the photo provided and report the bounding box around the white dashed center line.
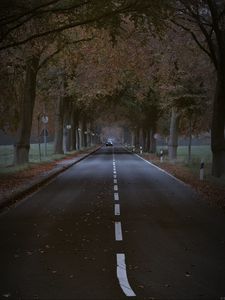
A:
[114,204,120,216]
[115,222,123,241]
[114,193,119,201]
[112,150,136,297]
[117,254,136,297]
[114,185,118,191]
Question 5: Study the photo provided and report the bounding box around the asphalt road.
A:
[1,146,225,300]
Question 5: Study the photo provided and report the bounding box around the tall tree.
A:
[172,0,225,175]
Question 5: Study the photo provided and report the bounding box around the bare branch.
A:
[0,2,135,51]
[0,0,60,25]
[171,19,212,60]
[38,36,94,70]
[0,1,91,42]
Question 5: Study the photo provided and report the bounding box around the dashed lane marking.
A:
[114,193,119,201]
[115,222,123,241]
[117,253,136,297]
[113,152,136,297]
[114,204,120,216]
[114,185,118,191]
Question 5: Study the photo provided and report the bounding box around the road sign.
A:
[41,115,48,124]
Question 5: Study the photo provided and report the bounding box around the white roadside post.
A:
[200,160,204,180]
[160,149,164,162]
[140,146,143,154]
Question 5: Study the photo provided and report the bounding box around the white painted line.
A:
[117,253,136,297]
[113,171,117,174]
[114,204,120,216]
[114,185,118,191]
[114,193,119,201]
[115,222,123,241]
[114,174,117,179]
[114,179,118,184]
[135,154,188,186]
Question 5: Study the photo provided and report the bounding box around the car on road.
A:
[106,140,113,146]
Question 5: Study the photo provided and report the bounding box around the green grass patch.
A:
[0,143,97,175]
[156,145,225,187]
[0,143,57,166]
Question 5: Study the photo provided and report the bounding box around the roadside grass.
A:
[0,143,86,175]
[155,145,225,188]
[0,143,55,166]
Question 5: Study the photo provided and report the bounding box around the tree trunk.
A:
[14,55,39,165]
[82,118,87,148]
[146,129,150,152]
[131,130,135,147]
[211,69,225,177]
[54,76,64,154]
[168,107,180,160]
[149,128,156,153]
[142,128,147,152]
[188,118,192,163]
[63,101,72,153]
[78,120,83,149]
[135,127,140,148]
[70,108,76,151]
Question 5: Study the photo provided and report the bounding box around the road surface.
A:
[0,146,225,300]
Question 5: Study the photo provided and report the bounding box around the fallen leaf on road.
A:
[138,285,144,289]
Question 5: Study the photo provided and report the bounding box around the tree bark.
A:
[131,130,135,147]
[14,55,39,165]
[149,128,156,153]
[168,107,180,160]
[82,118,87,148]
[78,120,83,149]
[211,70,225,176]
[146,129,150,153]
[188,117,192,163]
[70,107,76,151]
[54,76,64,154]
[63,100,72,152]
[142,128,147,152]
[135,127,140,148]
